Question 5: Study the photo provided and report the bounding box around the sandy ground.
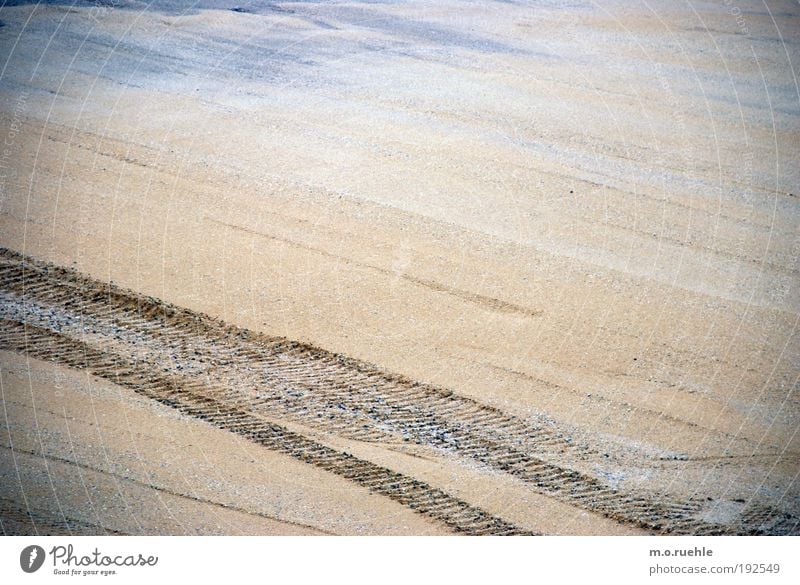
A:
[0,1,798,535]
[0,350,452,535]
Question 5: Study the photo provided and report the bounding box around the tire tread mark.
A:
[0,319,533,536]
[1,248,797,535]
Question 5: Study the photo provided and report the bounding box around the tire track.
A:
[0,247,796,535]
[0,320,532,536]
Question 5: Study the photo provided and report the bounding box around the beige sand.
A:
[0,1,797,534]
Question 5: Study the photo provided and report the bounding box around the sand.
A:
[0,0,797,535]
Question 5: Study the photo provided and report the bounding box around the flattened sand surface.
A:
[1,351,454,535]
[0,1,797,534]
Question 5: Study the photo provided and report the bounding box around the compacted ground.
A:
[0,1,798,535]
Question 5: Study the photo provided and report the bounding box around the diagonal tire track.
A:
[0,247,796,535]
[0,319,532,536]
